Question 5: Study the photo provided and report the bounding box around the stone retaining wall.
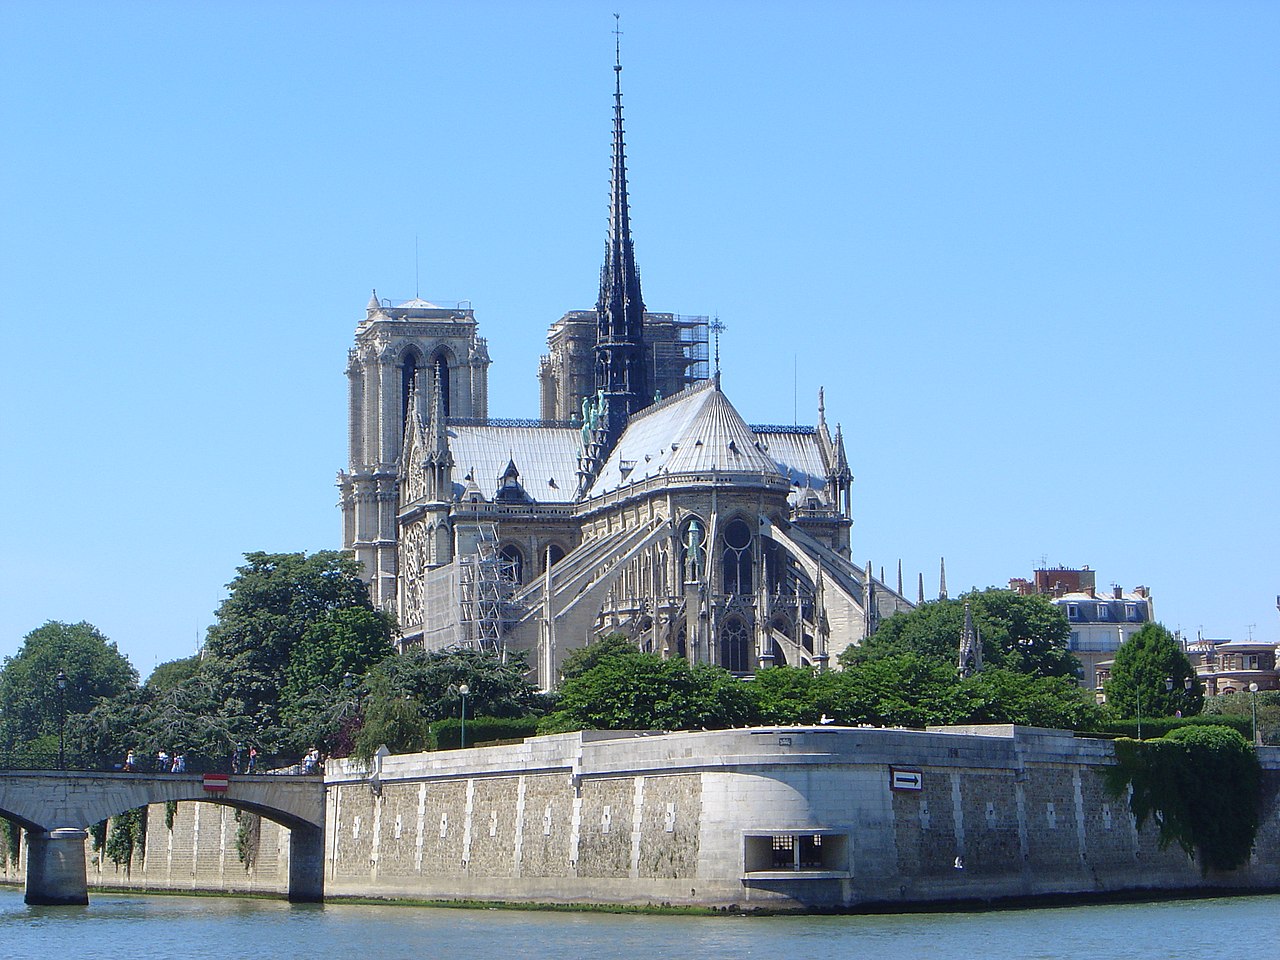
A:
[4,725,1278,910]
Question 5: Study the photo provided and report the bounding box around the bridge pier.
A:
[25,827,89,906]
[287,824,325,902]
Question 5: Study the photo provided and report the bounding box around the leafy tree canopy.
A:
[1103,622,1202,722]
[559,633,642,682]
[351,648,545,759]
[145,655,201,693]
[0,621,137,750]
[842,590,1078,678]
[540,651,753,733]
[200,551,382,743]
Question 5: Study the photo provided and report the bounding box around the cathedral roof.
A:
[584,379,783,498]
[752,428,829,491]
[448,424,580,503]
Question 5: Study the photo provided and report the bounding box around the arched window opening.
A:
[432,352,451,417]
[720,617,751,674]
[721,518,753,595]
[499,544,524,585]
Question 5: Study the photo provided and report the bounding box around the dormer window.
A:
[1066,603,1080,621]
[1097,604,1109,620]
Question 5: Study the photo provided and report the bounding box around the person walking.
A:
[123,749,135,772]
[247,746,257,774]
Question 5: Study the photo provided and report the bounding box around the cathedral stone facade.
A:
[338,54,911,689]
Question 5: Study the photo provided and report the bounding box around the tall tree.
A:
[0,621,137,751]
[1103,622,1202,722]
[843,590,1078,679]
[200,551,384,745]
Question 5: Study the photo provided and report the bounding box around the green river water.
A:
[0,887,1270,959]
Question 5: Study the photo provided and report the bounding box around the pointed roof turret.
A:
[366,289,381,314]
[939,557,948,601]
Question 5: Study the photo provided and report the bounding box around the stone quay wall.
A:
[3,725,1278,909]
[320,725,1280,909]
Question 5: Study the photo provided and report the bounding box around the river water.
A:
[0,886,1270,959]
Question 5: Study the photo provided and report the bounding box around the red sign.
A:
[202,773,229,793]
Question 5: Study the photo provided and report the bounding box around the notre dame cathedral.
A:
[338,52,912,690]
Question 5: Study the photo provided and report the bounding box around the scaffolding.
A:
[457,524,518,654]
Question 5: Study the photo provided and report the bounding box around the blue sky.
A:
[2,1,1276,678]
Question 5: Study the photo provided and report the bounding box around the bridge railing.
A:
[0,749,321,776]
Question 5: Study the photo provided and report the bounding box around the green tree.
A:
[145,655,201,693]
[958,669,1103,730]
[283,606,395,701]
[200,551,382,746]
[68,671,245,769]
[746,666,822,724]
[559,633,641,681]
[1103,622,1202,723]
[350,648,546,759]
[540,651,752,733]
[0,622,137,752]
[830,654,967,727]
[843,590,1078,679]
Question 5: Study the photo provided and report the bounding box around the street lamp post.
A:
[1249,682,1259,745]
[458,683,470,750]
[56,670,67,770]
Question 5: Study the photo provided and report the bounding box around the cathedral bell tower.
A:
[339,293,490,609]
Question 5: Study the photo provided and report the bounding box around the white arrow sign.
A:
[890,767,923,791]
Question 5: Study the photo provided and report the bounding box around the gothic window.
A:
[721,518,753,595]
[432,352,451,416]
[499,544,524,585]
[720,616,750,674]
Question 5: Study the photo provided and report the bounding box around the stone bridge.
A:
[0,770,326,905]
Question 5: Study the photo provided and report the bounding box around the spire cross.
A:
[709,317,726,374]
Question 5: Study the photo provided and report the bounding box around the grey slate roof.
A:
[448,425,580,503]
[586,379,783,498]
[754,429,829,492]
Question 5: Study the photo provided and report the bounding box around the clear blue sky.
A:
[2,1,1276,678]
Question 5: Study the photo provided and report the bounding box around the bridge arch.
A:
[0,771,326,905]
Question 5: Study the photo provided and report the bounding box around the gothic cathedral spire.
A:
[594,31,648,437]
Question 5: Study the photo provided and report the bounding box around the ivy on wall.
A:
[105,807,147,869]
[1,821,19,867]
[89,819,107,852]
[1106,724,1262,872]
[164,801,178,831]
[235,809,260,868]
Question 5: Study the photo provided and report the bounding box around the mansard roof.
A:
[448,423,579,504]
[585,378,783,498]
